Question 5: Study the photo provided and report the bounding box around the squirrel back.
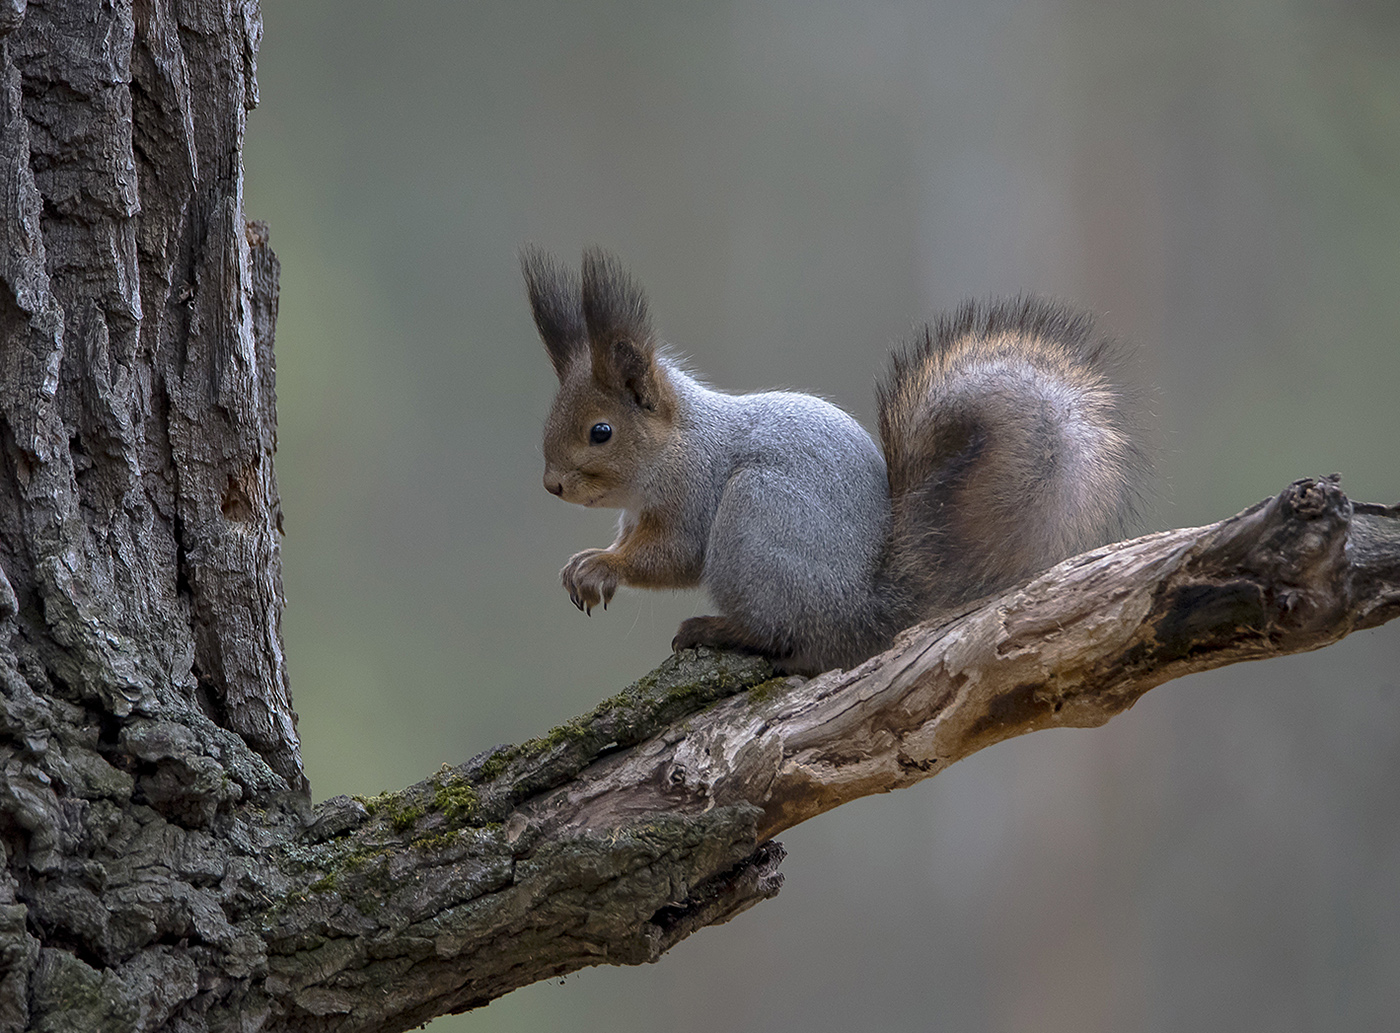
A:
[877,298,1148,622]
[525,249,1149,674]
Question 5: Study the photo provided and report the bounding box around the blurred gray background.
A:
[243,2,1400,1030]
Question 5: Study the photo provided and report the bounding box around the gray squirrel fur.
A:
[524,246,1149,675]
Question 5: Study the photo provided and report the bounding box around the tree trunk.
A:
[0,3,1397,1032]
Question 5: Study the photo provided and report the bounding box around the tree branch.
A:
[254,475,1398,1031]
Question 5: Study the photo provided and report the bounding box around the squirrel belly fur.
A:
[523,246,1149,676]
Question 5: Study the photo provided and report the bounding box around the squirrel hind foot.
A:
[672,615,800,667]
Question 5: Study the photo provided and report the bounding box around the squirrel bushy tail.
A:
[877,298,1149,623]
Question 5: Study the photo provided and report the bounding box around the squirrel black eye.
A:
[589,423,612,444]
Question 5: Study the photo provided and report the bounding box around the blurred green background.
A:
[243,2,1400,1030]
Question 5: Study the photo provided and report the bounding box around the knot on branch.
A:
[632,839,787,965]
[1283,473,1347,521]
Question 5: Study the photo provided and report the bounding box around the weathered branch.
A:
[245,476,1398,1031]
[554,475,1400,844]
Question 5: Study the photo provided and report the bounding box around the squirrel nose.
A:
[544,475,564,497]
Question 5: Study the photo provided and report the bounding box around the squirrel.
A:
[522,246,1149,676]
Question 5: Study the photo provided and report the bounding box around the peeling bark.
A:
[0,3,1397,1032]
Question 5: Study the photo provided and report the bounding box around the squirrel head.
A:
[522,246,677,509]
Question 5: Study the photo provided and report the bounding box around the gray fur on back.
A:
[663,364,895,671]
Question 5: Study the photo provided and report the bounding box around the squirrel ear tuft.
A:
[581,247,654,352]
[581,248,663,410]
[521,245,585,380]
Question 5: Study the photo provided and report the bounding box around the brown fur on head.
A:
[524,247,677,509]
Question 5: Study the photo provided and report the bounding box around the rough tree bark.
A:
[0,3,1397,1032]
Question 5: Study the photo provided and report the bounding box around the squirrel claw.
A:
[561,548,618,618]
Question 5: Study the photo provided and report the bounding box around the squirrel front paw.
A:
[560,549,621,615]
